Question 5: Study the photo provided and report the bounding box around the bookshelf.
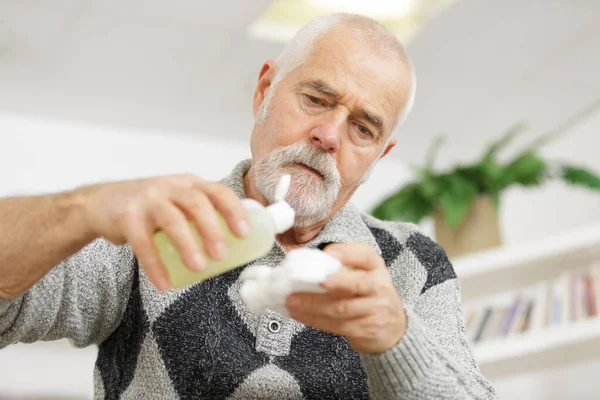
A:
[475,318,600,378]
[450,222,600,378]
[452,223,600,301]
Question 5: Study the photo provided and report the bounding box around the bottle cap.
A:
[267,174,295,233]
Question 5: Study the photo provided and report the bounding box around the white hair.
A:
[256,13,416,129]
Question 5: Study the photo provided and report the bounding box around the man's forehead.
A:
[291,59,407,129]
[306,37,406,97]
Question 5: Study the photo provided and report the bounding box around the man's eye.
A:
[357,124,372,137]
[306,95,324,106]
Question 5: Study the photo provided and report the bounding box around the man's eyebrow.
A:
[297,79,386,137]
[359,108,385,137]
[297,79,339,97]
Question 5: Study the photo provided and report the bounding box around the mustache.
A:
[254,142,343,226]
[269,143,340,184]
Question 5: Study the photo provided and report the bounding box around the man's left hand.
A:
[285,243,407,354]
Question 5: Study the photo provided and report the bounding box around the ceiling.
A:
[0,0,599,166]
[399,0,600,167]
[0,0,273,134]
[248,0,456,44]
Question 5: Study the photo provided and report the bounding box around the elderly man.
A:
[0,13,495,399]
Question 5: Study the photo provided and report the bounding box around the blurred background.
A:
[1,0,599,398]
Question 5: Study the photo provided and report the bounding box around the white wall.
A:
[0,113,252,197]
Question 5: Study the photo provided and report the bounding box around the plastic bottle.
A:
[153,175,295,289]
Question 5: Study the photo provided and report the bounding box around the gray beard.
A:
[253,142,342,228]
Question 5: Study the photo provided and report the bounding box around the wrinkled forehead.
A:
[293,27,413,129]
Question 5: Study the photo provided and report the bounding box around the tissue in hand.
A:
[239,248,342,317]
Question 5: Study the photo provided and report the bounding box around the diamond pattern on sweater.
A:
[367,226,403,267]
[274,327,369,399]
[152,266,269,399]
[120,332,179,399]
[407,232,457,294]
[226,363,304,400]
[138,265,190,325]
[96,264,149,400]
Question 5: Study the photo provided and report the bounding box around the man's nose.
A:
[309,118,343,153]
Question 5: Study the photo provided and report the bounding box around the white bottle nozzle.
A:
[275,174,291,202]
[267,174,295,234]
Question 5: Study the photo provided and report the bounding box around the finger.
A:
[324,242,384,271]
[171,189,226,260]
[320,268,375,297]
[201,182,251,238]
[288,311,355,337]
[123,205,171,291]
[151,201,205,271]
[286,292,380,319]
[290,311,404,352]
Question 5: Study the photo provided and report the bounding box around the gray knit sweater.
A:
[0,160,496,399]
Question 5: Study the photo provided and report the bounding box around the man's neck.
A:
[243,167,328,250]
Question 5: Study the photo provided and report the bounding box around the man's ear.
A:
[253,60,277,117]
[380,138,397,159]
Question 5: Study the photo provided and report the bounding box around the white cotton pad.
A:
[239,248,343,316]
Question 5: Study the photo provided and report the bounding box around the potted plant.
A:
[371,105,600,257]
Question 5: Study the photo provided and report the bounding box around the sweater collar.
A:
[221,159,381,254]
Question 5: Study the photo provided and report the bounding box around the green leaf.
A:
[482,121,527,162]
[371,182,435,224]
[503,152,547,186]
[467,159,505,194]
[561,165,600,190]
[439,175,478,227]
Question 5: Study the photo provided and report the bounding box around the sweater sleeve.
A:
[359,231,497,399]
[0,238,136,349]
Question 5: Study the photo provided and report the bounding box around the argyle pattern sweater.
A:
[0,160,496,399]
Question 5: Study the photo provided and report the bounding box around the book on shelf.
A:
[464,261,600,344]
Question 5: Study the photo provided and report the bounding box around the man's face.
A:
[250,26,411,227]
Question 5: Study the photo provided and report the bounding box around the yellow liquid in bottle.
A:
[153,199,276,289]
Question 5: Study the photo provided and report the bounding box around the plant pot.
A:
[433,195,502,258]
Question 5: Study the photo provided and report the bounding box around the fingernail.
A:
[327,249,343,260]
[158,276,171,292]
[214,242,227,260]
[287,295,301,308]
[237,220,251,237]
[193,253,206,270]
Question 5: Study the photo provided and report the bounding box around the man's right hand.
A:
[74,174,251,291]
